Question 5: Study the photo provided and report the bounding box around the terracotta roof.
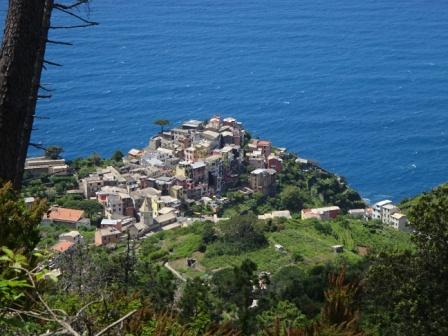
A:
[47,207,84,223]
[51,240,74,253]
[257,140,271,146]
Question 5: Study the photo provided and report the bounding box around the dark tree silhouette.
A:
[0,0,97,190]
[0,0,54,189]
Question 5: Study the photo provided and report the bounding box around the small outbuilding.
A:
[332,245,344,253]
[275,244,285,252]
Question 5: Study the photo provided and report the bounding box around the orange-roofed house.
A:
[43,206,91,228]
[51,240,75,254]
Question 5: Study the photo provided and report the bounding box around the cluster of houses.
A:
[300,201,410,232]
[74,116,285,245]
[346,200,410,231]
[32,116,412,259]
[369,200,410,231]
[51,230,83,254]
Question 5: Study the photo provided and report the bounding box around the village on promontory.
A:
[22,116,411,255]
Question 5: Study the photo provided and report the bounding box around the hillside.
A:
[398,183,448,214]
[142,215,412,279]
[218,153,366,219]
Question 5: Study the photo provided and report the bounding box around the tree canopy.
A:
[0,182,47,254]
[111,150,124,162]
[44,145,63,160]
[364,184,448,335]
[153,119,170,133]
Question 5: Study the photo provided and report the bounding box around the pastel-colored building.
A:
[390,213,410,231]
[258,210,292,220]
[301,206,341,220]
[95,227,121,246]
[267,155,283,173]
[371,200,409,231]
[381,203,400,225]
[254,140,272,159]
[58,231,82,244]
[249,168,277,195]
[348,209,366,218]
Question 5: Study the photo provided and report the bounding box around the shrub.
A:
[292,251,304,263]
[314,221,333,236]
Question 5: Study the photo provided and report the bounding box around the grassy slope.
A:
[155,217,412,277]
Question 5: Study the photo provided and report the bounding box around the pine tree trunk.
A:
[0,0,54,189]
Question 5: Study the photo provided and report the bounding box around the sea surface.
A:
[1,0,448,202]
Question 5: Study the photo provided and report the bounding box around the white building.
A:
[381,203,400,225]
[390,213,410,231]
[372,200,393,220]
[371,199,409,231]
[59,231,83,244]
[348,209,366,218]
[258,210,292,220]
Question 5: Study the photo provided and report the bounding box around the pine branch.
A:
[44,60,63,67]
[39,84,53,92]
[50,23,97,29]
[53,1,89,10]
[46,39,73,46]
[54,6,98,26]
[29,143,47,151]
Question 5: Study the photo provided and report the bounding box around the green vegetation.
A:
[206,215,268,256]
[221,154,365,218]
[277,154,365,211]
[153,118,170,133]
[4,149,447,335]
[5,177,448,335]
[150,215,411,277]
[55,194,104,224]
[21,175,78,202]
[37,223,95,248]
[44,145,63,159]
[111,149,124,162]
[21,152,120,201]
[363,183,448,335]
[0,182,47,254]
[70,152,122,178]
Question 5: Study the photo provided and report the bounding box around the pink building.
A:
[301,206,341,220]
[267,155,283,172]
[251,139,272,159]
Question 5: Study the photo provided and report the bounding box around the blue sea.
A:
[1,0,448,202]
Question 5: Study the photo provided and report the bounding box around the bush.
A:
[216,215,267,253]
[201,222,217,245]
[314,221,333,236]
[292,251,304,263]
[149,249,169,261]
[280,185,305,213]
